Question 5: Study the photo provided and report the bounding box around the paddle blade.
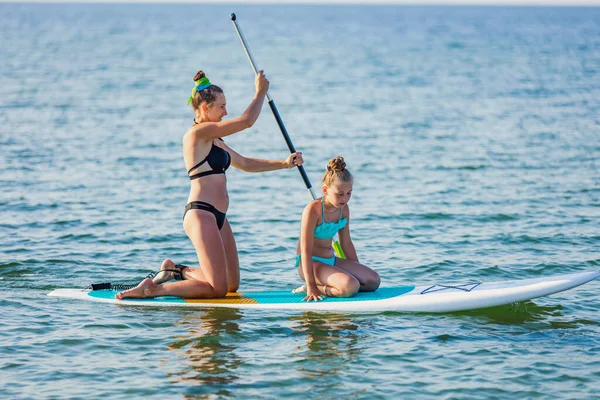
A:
[333,241,346,259]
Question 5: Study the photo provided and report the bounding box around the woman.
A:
[117,70,303,300]
[294,156,379,302]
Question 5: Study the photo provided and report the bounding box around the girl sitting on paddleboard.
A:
[295,156,380,302]
[117,70,303,300]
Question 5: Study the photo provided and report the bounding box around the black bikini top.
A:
[188,120,231,180]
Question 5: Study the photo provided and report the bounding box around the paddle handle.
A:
[230,14,272,100]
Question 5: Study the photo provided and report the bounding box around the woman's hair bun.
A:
[193,70,206,82]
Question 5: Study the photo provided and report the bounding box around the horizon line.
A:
[2,0,600,6]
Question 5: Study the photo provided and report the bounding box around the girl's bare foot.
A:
[116,278,157,300]
[152,259,177,284]
[292,284,307,294]
[292,284,331,296]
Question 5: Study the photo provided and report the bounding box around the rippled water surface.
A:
[1,3,599,399]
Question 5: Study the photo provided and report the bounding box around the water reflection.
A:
[166,307,243,393]
[453,301,567,325]
[289,312,364,379]
[163,308,371,397]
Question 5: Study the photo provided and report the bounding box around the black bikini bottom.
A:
[183,201,226,230]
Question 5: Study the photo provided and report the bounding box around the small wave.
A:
[402,121,431,129]
[493,233,578,246]
[432,333,462,342]
[0,261,23,268]
[58,233,96,240]
[446,41,465,49]
[477,213,520,222]
[422,212,454,220]
[434,164,487,171]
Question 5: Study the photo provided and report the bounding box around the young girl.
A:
[295,156,380,302]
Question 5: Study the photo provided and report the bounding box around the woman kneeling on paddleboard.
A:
[117,70,303,300]
[295,157,380,302]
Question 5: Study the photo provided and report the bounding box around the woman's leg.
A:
[152,259,192,285]
[297,261,360,298]
[117,210,228,299]
[220,218,240,293]
[331,258,380,292]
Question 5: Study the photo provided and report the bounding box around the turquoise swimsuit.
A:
[295,198,348,268]
[295,254,336,268]
[314,198,348,239]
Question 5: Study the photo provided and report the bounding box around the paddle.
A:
[230,13,346,259]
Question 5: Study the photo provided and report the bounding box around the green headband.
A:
[187,77,212,105]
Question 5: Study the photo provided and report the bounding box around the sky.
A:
[2,0,600,5]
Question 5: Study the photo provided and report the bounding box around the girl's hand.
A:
[285,152,303,168]
[255,70,269,95]
[303,285,323,302]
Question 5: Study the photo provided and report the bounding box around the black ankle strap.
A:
[173,264,187,281]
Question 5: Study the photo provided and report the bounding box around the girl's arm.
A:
[219,141,302,172]
[338,206,359,262]
[300,202,322,301]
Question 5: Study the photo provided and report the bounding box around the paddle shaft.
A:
[230,13,345,258]
[230,13,316,198]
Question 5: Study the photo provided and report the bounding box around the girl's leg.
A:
[117,210,228,299]
[220,218,240,293]
[332,258,380,292]
[298,262,360,298]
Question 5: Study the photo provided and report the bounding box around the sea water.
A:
[1,3,599,398]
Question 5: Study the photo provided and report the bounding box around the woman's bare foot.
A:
[152,259,177,284]
[116,278,158,300]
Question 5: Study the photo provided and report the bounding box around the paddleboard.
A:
[48,271,599,313]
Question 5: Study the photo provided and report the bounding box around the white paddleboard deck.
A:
[48,271,599,313]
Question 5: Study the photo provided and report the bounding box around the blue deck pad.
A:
[87,286,416,304]
[245,286,415,304]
